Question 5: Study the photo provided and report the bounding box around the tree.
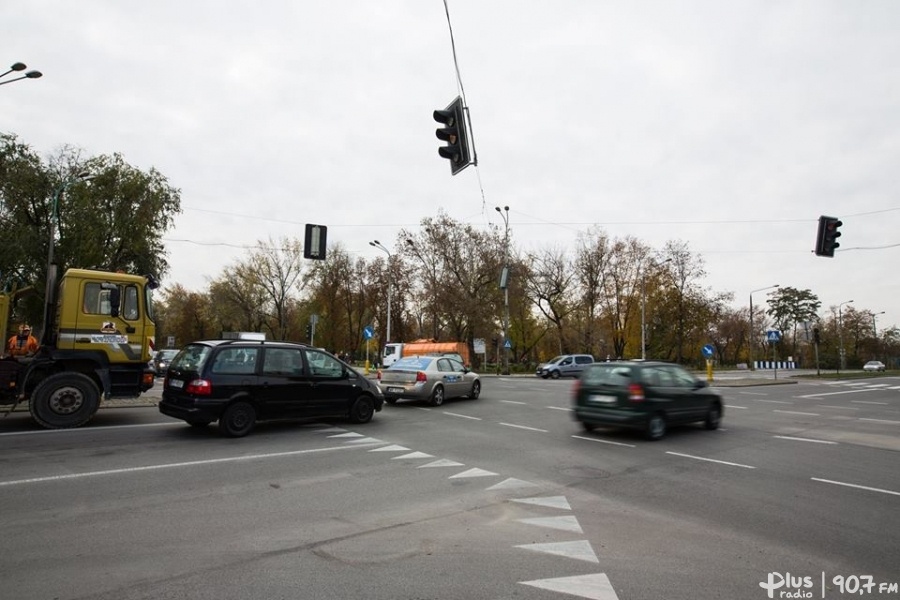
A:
[765,287,821,362]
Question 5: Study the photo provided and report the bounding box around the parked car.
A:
[158,340,384,437]
[572,360,723,440]
[863,360,886,372]
[536,354,595,379]
[153,348,180,376]
[378,355,480,406]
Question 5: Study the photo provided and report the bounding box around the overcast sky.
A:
[4,1,899,333]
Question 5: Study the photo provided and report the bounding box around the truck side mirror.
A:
[104,285,121,318]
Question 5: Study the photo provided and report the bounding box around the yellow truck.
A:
[1,267,158,428]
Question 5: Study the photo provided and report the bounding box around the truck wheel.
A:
[218,401,256,438]
[29,372,101,429]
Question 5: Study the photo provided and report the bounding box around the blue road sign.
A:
[504,339,512,349]
[363,325,374,340]
[701,344,715,358]
[766,330,781,343]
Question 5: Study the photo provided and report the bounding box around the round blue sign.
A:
[701,344,715,358]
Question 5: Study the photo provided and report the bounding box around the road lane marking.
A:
[797,389,883,398]
[773,435,837,445]
[816,405,859,410]
[851,400,889,405]
[773,410,820,416]
[737,391,770,396]
[666,451,756,469]
[756,399,792,404]
[811,478,900,497]
[500,422,548,433]
[859,418,900,425]
[501,400,527,405]
[571,435,635,448]
[442,411,482,420]
[725,405,747,409]
[546,406,573,412]
[0,443,382,487]
[521,573,620,600]
[0,422,181,437]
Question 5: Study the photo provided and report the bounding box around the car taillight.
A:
[628,383,645,402]
[415,371,427,383]
[186,379,212,395]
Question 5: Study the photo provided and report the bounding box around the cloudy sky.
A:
[4,1,899,332]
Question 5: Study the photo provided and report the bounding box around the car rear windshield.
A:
[582,364,633,385]
[391,357,433,370]
[168,344,212,373]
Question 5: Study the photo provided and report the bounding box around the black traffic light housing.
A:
[814,215,842,257]
[304,224,327,260]
[305,323,312,341]
[433,96,471,176]
[813,327,821,344]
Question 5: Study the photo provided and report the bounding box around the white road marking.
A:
[859,418,900,425]
[512,496,571,510]
[418,459,465,468]
[756,399,792,404]
[520,573,620,600]
[851,400,889,405]
[547,406,573,412]
[571,435,635,448]
[391,451,433,459]
[797,388,882,398]
[517,515,583,533]
[666,451,756,469]
[773,435,837,445]
[486,477,539,491]
[738,391,770,396]
[328,432,364,438]
[449,467,498,478]
[516,540,599,564]
[500,422,548,433]
[442,411,482,420]
[369,444,410,452]
[0,422,181,437]
[816,405,859,410]
[0,443,380,487]
[500,400,527,405]
[725,405,748,409]
[773,410,820,416]
[811,478,900,497]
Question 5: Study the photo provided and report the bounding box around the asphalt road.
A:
[0,374,897,600]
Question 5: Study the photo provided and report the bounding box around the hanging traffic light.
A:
[814,215,842,257]
[433,96,471,176]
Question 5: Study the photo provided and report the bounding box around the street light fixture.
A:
[43,171,93,344]
[0,62,43,86]
[749,284,779,370]
[495,205,510,375]
[369,240,392,345]
[838,300,854,373]
[640,258,672,360]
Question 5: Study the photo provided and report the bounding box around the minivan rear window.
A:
[169,344,212,373]
[582,364,632,385]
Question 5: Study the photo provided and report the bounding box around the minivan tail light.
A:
[628,383,645,402]
[415,371,427,383]
[186,379,212,395]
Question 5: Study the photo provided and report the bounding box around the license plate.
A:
[589,394,616,404]
[169,380,184,389]
[387,387,404,393]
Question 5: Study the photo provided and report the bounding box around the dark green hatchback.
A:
[572,360,723,440]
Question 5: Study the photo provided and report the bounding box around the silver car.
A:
[378,356,481,406]
[863,360,886,372]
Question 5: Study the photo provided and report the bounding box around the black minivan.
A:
[159,340,384,437]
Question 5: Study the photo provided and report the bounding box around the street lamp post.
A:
[496,206,510,376]
[640,258,672,360]
[871,311,885,360]
[837,300,854,373]
[43,172,92,344]
[369,241,392,346]
[0,62,43,86]
[749,284,779,371]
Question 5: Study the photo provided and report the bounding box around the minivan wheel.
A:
[218,401,256,438]
[430,385,445,406]
[349,396,375,424]
[704,404,721,430]
[550,371,560,380]
[646,413,666,441]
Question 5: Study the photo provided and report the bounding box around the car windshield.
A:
[157,350,178,360]
[390,357,433,370]
[582,364,633,385]
[168,344,211,373]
